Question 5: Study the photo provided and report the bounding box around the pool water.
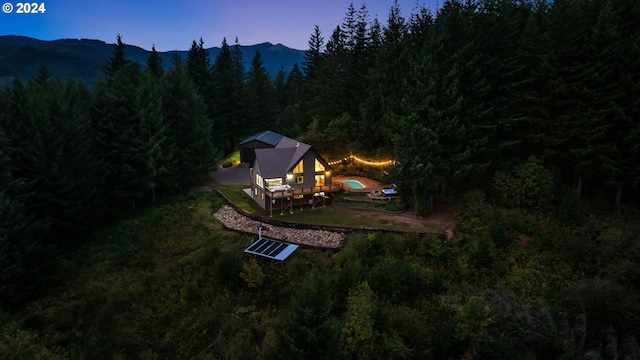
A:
[342,180,365,189]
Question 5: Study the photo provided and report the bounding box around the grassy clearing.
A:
[2,192,316,359]
[215,184,441,233]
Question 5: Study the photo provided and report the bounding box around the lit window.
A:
[256,174,263,188]
[315,175,325,186]
[265,178,283,187]
[296,176,304,184]
[315,159,325,172]
[293,160,304,174]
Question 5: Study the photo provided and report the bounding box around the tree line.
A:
[0,33,305,308]
[297,0,639,214]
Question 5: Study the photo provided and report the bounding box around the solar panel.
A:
[246,238,268,252]
[244,237,299,261]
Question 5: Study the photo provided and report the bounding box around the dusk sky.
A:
[1,0,439,51]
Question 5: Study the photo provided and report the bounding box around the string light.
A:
[328,155,395,167]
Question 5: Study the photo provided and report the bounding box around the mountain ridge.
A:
[0,35,306,84]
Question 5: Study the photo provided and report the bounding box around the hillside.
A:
[0,35,305,84]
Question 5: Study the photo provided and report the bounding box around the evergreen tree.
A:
[102,34,130,78]
[285,63,304,107]
[362,0,410,151]
[273,66,287,117]
[92,36,144,208]
[583,2,634,205]
[433,0,492,184]
[470,0,530,169]
[136,70,176,201]
[0,77,29,166]
[282,63,306,136]
[511,1,557,164]
[0,130,52,308]
[146,44,164,80]
[162,59,216,185]
[186,38,212,97]
[211,38,246,153]
[279,272,340,359]
[302,25,325,77]
[301,25,326,130]
[546,0,594,194]
[314,25,347,128]
[21,76,104,240]
[246,51,275,135]
[33,64,51,86]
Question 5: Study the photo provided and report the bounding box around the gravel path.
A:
[213,205,345,249]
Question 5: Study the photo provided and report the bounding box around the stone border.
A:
[213,205,345,249]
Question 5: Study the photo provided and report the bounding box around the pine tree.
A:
[362,0,410,151]
[102,34,131,78]
[136,70,176,201]
[279,272,340,359]
[273,66,287,117]
[511,1,557,163]
[470,0,530,169]
[19,76,104,240]
[211,38,246,153]
[313,25,346,128]
[301,25,325,130]
[246,51,275,135]
[186,37,212,97]
[583,1,635,205]
[547,0,594,194]
[302,25,324,78]
[146,44,164,80]
[92,35,144,208]
[0,123,54,309]
[162,60,215,185]
[0,77,29,167]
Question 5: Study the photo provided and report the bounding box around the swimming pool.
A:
[342,179,366,189]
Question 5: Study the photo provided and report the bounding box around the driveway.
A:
[210,163,250,185]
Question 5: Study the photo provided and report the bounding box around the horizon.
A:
[0,0,438,52]
[0,34,303,52]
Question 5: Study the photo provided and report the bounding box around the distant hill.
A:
[0,35,305,84]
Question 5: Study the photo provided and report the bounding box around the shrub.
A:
[492,157,555,209]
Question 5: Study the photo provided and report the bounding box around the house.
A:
[239,131,341,215]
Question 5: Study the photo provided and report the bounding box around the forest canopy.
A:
[1,0,639,358]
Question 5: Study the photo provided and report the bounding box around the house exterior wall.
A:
[288,150,332,189]
[251,161,269,210]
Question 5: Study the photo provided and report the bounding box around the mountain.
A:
[0,35,305,84]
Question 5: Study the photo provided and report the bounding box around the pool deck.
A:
[333,175,388,193]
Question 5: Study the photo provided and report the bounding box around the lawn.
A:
[214,184,442,233]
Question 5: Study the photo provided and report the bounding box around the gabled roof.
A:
[255,147,298,178]
[275,137,312,172]
[238,130,284,147]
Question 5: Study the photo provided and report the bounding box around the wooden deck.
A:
[265,184,342,199]
[265,184,342,216]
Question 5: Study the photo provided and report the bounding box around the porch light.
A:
[286,173,293,180]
